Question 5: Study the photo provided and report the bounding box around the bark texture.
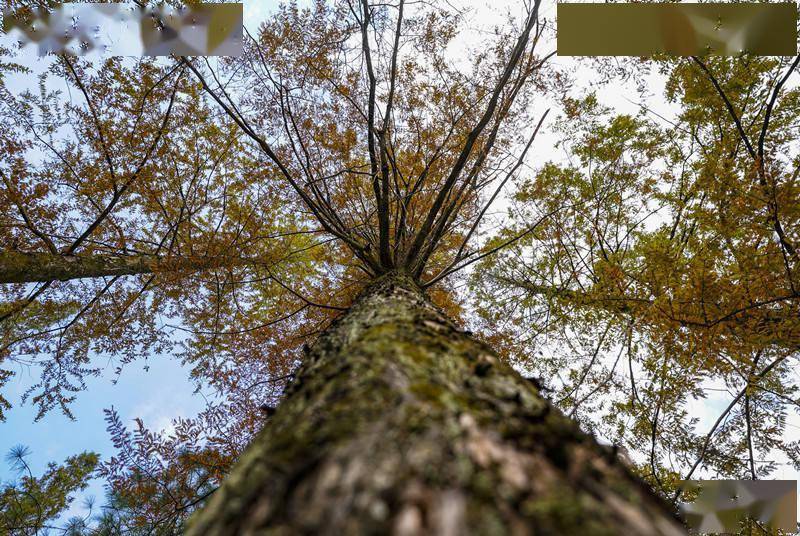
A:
[186,272,686,535]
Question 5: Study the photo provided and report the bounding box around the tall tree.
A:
[180,1,681,532]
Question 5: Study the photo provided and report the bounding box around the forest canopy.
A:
[0,0,798,533]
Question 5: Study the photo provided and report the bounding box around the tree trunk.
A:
[186,271,686,535]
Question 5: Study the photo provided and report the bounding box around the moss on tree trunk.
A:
[187,271,686,535]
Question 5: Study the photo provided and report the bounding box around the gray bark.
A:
[186,271,686,535]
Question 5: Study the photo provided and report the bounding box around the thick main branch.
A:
[0,251,238,284]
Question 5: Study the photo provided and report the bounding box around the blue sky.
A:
[0,353,206,522]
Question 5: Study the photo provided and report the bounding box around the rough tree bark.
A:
[186,271,686,535]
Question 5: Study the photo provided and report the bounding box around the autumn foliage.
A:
[0,0,798,533]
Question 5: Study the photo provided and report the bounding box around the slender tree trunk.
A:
[0,251,237,284]
[187,271,686,535]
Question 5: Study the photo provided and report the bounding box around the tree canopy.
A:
[0,0,798,533]
[476,55,800,497]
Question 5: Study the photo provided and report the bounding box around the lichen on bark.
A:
[186,271,686,535]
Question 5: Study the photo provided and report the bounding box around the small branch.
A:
[691,56,756,159]
[672,353,785,503]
